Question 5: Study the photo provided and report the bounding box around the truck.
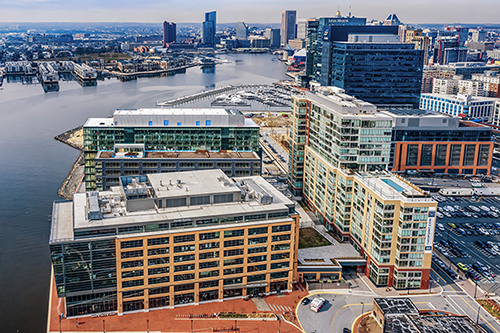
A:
[310,297,326,313]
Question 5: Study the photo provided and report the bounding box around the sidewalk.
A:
[357,275,442,297]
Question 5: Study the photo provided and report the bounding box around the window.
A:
[478,144,490,166]
[420,144,433,166]
[174,274,195,282]
[123,290,144,299]
[179,162,194,168]
[148,121,153,126]
[247,274,266,282]
[272,224,291,233]
[434,144,447,166]
[122,279,144,289]
[174,254,195,263]
[224,258,244,266]
[248,264,266,272]
[199,242,219,250]
[248,246,267,254]
[149,276,170,285]
[224,267,243,275]
[271,244,290,251]
[163,120,169,126]
[406,144,419,166]
[463,145,476,166]
[177,122,182,126]
[148,267,169,275]
[148,247,169,256]
[248,227,268,235]
[223,277,242,285]
[174,245,195,253]
[171,220,193,229]
[149,286,169,295]
[200,280,219,289]
[248,255,267,263]
[161,162,176,168]
[449,145,462,166]
[272,234,291,242]
[271,262,290,270]
[148,257,169,266]
[206,120,211,126]
[199,251,219,260]
[245,214,266,222]
[199,261,219,269]
[122,270,143,279]
[118,226,143,235]
[174,235,195,243]
[271,253,290,260]
[148,237,169,246]
[190,196,210,205]
[224,239,244,247]
[214,194,233,203]
[199,232,219,240]
[224,249,244,257]
[271,272,288,279]
[268,212,289,220]
[174,264,195,272]
[196,121,200,126]
[199,270,219,279]
[121,250,143,259]
[248,237,267,245]
[224,229,244,238]
[165,197,187,208]
[122,260,143,269]
[121,240,143,249]
[174,283,194,292]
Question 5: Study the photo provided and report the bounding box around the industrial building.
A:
[49,170,300,316]
[83,108,260,191]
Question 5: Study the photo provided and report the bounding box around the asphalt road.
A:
[433,196,500,284]
[296,270,500,333]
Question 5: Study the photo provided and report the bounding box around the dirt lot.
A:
[253,116,291,128]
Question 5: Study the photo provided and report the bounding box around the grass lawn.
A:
[299,227,331,249]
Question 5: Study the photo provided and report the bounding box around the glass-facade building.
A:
[83,108,260,191]
[331,42,423,107]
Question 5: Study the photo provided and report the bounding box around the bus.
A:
[310,297,326,312]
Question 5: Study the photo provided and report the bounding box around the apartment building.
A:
[288,86,392,195]
[83,108,260,191]
[49,170,299,316]
[302,153,437,289]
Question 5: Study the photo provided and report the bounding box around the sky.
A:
[0,0,499,24]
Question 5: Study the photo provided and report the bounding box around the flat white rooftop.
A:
[114,108,229,116]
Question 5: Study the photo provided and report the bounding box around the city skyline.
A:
[1,0,500,24]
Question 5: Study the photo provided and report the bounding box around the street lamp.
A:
[59,313,63,333]
[474,280,478,299]
[476,303,481,325]
[103,319,105,333]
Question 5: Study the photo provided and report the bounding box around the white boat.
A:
[480,206,491,212]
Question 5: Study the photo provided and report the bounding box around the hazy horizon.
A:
[0,0,499,25]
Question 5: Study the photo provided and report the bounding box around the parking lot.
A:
[432,194,500,286]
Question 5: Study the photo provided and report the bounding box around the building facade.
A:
[288,87,393,195]
[330,41,423,107]
[49,170,299,316]
[83,108,260,191]
[264,28,280,48]
[420,93,498,120]
[235,22,248,40]
[95,149,261,190]
[202,11,216,46]
[162,21,176,48]
[302,154,437,289]
[281,10,297,47]
[386,112,493,175]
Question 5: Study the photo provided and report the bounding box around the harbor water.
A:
[0,53,288,333]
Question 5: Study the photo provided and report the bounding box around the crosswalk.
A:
[267,303,294,312]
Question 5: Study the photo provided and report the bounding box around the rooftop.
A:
[375,298,419,316]
[96,151,260,160]
[298,244,362,266]
[84,108,258,128]
[421,93,498,103]
[407,314,486,333]
[50,170,295,243]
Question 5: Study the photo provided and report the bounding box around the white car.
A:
[436,212,444,219]
[480,206,491,212]
[437,223,445,231]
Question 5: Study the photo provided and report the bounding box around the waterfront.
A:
[0,53,288,333]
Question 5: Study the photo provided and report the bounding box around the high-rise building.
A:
[83,108,260,192]
[235,22,248,40]
[202,11,217,46]
[49,169,300,316]
[264,28,281,48]
[281,10,297,47]
[288,88,437,289]
[288,87,393,195]
[432,36,467,65]
[330,38,424,107]
[296,19,307,40]
[471,29,487,43]
[162,21,176,48]
[383,13,402,26]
